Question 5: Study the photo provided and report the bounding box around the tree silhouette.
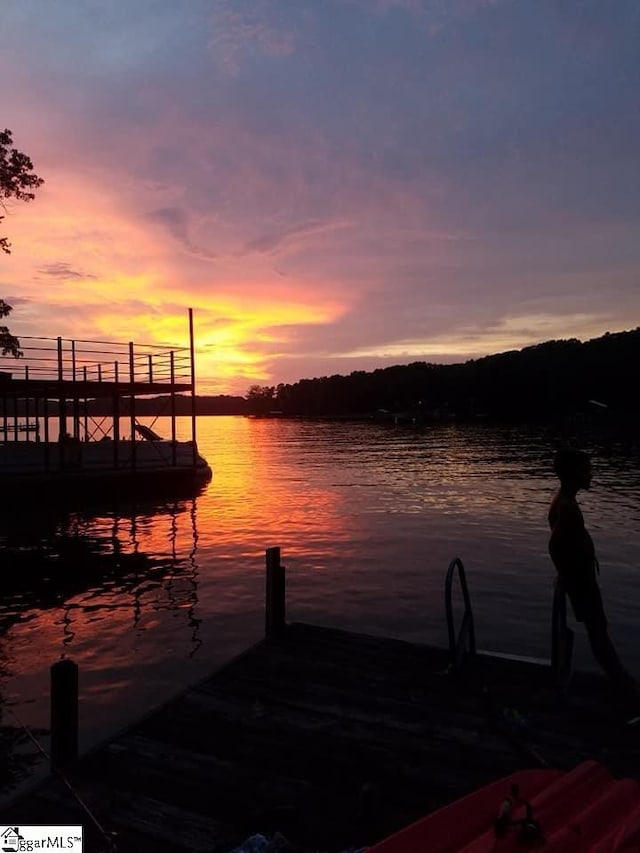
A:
[0,299,21,358]
[265,329,640,422]
[246,384,275,415]
[0,128,44,356]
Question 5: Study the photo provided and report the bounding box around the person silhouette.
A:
[548,448,638,712]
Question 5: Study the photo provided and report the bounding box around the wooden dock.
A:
[2,555,640,852]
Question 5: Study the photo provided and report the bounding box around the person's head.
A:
[553,448,592,491]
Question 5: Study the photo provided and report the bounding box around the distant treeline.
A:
[245,328,640,420]
[21,328,638,422]
[4,393,248,417]
[85,394,248,417]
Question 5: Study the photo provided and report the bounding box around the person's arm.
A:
[549,499,596,578]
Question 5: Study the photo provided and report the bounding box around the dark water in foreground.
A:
[1,416,639,799]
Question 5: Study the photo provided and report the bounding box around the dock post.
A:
[265,547,286,638]
[113,361,120,468]
[129,342,136,471]
[72,340,80,440]
[50,659,79,770]
[170,351,177,466]
[57,336,66,453]
[83,366,89,441]
[188,307,197,469]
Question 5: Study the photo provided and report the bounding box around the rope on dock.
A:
[7,707,119,852]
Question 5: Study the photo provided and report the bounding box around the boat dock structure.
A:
[0,309,211,502]
[2,550,639,852]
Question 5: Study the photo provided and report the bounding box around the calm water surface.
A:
[1,416,639,797]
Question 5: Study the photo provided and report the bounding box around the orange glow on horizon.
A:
[4,134,637,397]
[4,167,349,394]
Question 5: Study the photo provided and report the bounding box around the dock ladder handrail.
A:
[445,557,477,673]
[551,579,574,690]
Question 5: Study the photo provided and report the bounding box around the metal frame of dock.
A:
[0,309,201,482]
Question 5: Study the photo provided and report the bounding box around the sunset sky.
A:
[2,0,639,394]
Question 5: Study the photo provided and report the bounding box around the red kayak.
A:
[368,761,640,852]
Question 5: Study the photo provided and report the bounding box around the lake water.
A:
[1,415,639,798]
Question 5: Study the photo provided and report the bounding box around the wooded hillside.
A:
[246,328,640,420]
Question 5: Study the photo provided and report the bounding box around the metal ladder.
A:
[445,557,477,673]
[445,557,574,684]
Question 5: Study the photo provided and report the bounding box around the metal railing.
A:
[0,335,192,384]
[445,557,477,673]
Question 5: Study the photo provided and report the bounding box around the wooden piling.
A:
[189,307,197,469]
[50,659,79,770]
[128,342,136,471]
[265,546,286,637]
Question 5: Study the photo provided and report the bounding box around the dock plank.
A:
[2,621,639,852]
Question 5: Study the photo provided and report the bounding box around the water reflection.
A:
[194,415,354,561]
[0,500,200,640]
[1,415,640,802]
[0,496,202,798]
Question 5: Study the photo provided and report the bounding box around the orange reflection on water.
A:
[1,497,205,749]
[192,415,354,562]
[1,415,352,751]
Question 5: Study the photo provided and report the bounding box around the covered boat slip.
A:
[0,311,210,498]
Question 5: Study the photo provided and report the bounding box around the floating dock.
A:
[2,552,639,852]
[0,309,211,502]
